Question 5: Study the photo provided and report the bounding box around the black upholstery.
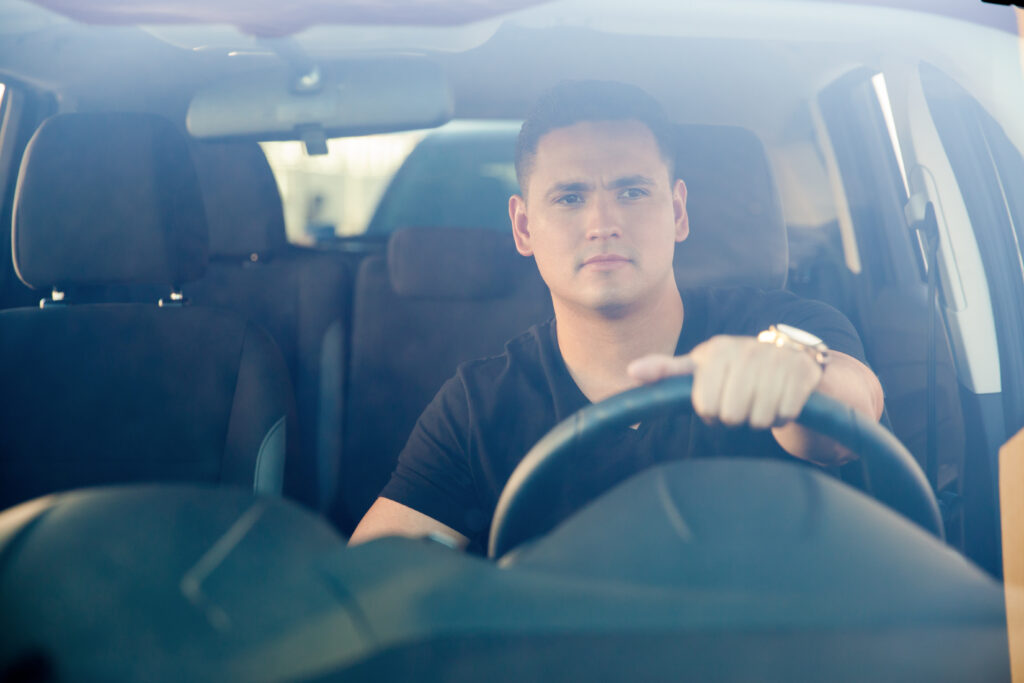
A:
[189,141,290,260]
[861,287,965,492]
[0,113,296,510]
[0,306,293,508]
[185,140,352,510]
[334,228,553,531]
[12,113,207,290]
[672,125,788,291]
[388,226,518,299]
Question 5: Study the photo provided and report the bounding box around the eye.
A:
[555,193,584,206]
[619,187,650,200]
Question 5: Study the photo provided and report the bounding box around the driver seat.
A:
[332,123,791,533]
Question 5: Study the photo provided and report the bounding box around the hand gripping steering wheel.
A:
[488,376,942,559]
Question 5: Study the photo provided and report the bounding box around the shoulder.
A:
[685,286,837,326]
[689,286,867,364]
[452,319,554,392]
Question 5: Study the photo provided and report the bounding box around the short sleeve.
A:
[761,291,868,365]
[707,288,869,366]
[378,375,485,538]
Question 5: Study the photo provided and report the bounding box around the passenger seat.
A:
[0,113,297,510]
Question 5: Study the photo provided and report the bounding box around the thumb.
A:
[627,354,697,384]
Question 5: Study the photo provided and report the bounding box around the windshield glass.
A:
[1,1,1023,679]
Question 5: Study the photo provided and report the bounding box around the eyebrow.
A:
[545,181,593,201]
[608,174,656,190]
[543,175,656,201]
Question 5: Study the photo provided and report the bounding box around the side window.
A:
[921,63,1024,435]
[0,82,10,197]
[816,69,921,294]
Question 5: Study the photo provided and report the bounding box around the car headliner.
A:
[24,0,554,34]
[2,1,1020,144]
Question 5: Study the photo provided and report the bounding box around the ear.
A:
[509,194,534,256]
[672,178,689,243]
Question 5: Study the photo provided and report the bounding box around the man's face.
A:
[509,120,688,317]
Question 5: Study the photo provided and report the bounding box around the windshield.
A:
[0,0,1022,680]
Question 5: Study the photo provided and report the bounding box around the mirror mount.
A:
[296,124,328,156]
[259,37,323,95]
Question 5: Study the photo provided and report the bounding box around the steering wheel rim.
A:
[488,375,942,559]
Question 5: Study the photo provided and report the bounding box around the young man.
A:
[350,81,884,554]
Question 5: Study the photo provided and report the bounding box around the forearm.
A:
[350,497,469,549]
[771,350,884,466]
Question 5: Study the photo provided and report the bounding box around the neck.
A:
[554,281,684,403]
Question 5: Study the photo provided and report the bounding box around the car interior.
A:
[0,0,1022,680]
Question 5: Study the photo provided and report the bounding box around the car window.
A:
[365,120,520,236]
[261,128,428,244]
[921,63,1024,436]
[261,120,521,244]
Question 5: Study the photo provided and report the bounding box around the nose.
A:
[585,193,622,241]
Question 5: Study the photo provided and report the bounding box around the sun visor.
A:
[187,59,453,143]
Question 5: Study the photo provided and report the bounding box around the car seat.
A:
[0,113,297,510]
[185,140,353,510]
[333,227,553,531]
[332,124,790,534]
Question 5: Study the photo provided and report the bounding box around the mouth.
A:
[581,254,632,270]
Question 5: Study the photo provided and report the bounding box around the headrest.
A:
[673,125,788,290]
[12,113,208,290]
[388,227,525,299]
[190,141,289,260]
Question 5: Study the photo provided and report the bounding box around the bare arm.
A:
[628,336,884,467]
[770,349,883,465]
[349,497,469,549]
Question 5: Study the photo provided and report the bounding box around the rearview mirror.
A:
[187,58,453,142]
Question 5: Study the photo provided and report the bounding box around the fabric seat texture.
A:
[185,141,352,510]
[333,227,554,531]
[0,113,297,510]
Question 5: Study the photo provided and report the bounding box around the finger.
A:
[776,357,822,424]
[627,354,696,383]
[691,341,733,425]
[717,342,763,427]
[748,356,789,429]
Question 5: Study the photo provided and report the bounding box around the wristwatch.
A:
[757,323,830,371]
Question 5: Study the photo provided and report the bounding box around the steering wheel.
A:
[488,375,942,559]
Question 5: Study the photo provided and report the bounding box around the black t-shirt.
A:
[380,287,868,554]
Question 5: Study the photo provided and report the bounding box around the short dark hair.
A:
[514,80,676,192]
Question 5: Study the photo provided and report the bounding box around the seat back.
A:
[185,141,352,510]
[671,124,787,290]
[334,228,552,531]
[0,113,296,510]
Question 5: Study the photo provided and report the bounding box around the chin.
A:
[586,293,640,317]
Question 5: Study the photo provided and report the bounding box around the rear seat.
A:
[0,113,298,509]
[186,141,353,510]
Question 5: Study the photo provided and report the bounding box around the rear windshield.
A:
[262,120,520,245]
